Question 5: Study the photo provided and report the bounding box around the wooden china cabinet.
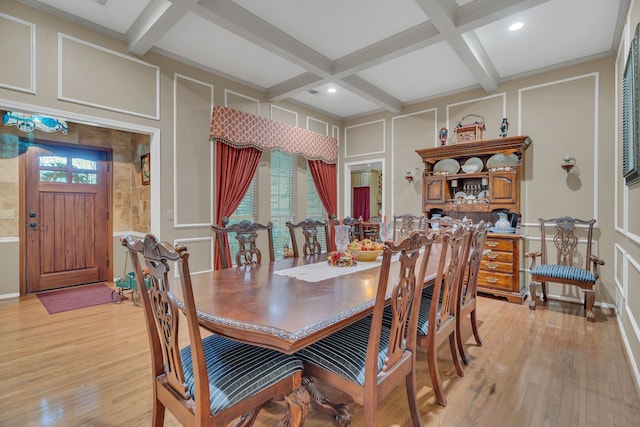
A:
[416,135,532,303]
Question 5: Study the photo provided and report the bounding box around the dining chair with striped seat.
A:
[456,220,490,364]
[121,234,308,426]
[296,231,435,426]
[415,223,472,406]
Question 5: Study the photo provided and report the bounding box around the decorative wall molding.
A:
[173,73,214,229]
[270,104,298,126]
[0,13,36,94]
[224,89,260,115]
[173,236,214,274]
[518,72,599,228]
[344,119,385,158]
[445,92,506,134]
[307,116,329,135]
[57,34,160,120]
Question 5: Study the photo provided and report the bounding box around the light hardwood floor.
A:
[1,286,639,426]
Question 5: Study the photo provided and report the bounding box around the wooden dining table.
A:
[169,245,442,424]
[171,246,442,355]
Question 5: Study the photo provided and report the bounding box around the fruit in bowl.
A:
[348,239,383,261]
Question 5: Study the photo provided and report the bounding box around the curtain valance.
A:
[209,106,337,163]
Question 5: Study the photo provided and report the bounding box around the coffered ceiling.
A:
[19,0,628,120]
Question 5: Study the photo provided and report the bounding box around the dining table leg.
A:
[282,385,312,426]
[303,377,351,426]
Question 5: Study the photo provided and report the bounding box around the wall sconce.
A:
[561,155,576,173]
[405,168,420,182]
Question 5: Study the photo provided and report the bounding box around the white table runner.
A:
[274,258,384,282]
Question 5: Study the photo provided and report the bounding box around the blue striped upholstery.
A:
[531,264,596,283]
[296,316,390,386]
[382,285,443,336]
[180,334,303,415]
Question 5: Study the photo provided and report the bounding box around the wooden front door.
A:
[23,143,112,293]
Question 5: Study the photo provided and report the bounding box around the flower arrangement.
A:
[328,251,356,267]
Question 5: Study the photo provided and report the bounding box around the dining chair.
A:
[211,217,274,269]
[456,220,490,364]
[296,231,435,426]
[525,216,605,321]
[362,221,382,242]
[120,234,307,426]
[392,213,425,241]
[415,223,472,406]
[331,215,364,242]
[286,217,330,257]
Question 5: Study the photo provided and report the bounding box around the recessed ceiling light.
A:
[327,87,337,93]
[509,22,524,31]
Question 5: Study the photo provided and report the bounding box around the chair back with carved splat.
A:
[456,220,490,364]
[392,213,424,241]
[212,217,274,269]
[120,234,305,426]
[286,217,330,257]
[297,231,435,426]
[526,216,604,321]
[415,223,471,406]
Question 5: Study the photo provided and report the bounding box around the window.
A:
[271,151,294,258]
[227,180,255,265]
[307,169,327,248]
[39,154,97,184]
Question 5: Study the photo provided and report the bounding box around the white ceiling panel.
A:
[155,13,307,88]
[18,0,628,119]
[290,83,382,119]
[358,42,478,103]
[474,0,622,78]
[232,0,428,60]
[33,0,152,33]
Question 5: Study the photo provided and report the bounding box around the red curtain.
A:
[353,186,370,221]
[308,159,337,250]
[215,141,262,269]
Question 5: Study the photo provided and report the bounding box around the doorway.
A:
[21,141,112,293]
[344,159,384,220]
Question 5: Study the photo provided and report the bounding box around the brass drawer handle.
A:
[486,276,499,283]
[486,241,499,247]
[486,253,499,259]
[487,263,498,269]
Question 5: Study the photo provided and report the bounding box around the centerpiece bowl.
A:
[349,249,383,262]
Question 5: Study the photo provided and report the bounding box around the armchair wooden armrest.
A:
[590,255,605,280]
[525,251,542,270]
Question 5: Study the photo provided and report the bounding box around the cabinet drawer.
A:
[484,238,514,252]
[478,271,514,290]
[483,250,513,263]
[480,260,513,273]
[473,204,490,212]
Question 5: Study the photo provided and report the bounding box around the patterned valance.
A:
[209,106,337,163]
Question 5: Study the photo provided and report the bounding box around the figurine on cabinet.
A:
[499,117,509,138]
[439,127,448,146]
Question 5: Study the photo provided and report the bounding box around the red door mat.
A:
[36,283,114,314]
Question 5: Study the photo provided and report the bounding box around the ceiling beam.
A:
[127,0,196,56]
[414,0,498,92]
[196,0,333,76]
[340,75,402,113]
